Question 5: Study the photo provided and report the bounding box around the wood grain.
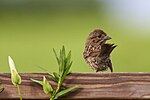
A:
[0,73,150,99]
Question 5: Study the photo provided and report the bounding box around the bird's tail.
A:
[100,43,117,57]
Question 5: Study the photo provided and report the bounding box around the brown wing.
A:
[99,44,117,72]
[100,43,117,57]
[106,58,113,72]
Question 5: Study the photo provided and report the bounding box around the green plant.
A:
[31,46,79,100]
[8,56,22,100]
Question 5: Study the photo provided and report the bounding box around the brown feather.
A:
[83,28,116,72]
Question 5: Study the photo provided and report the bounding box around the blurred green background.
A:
[0,0,150,72]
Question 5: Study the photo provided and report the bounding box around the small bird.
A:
[83,29,116,72]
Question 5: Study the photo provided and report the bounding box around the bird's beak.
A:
[103,36,111,40]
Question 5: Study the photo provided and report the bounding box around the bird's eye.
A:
[94,32,97,34]
[98,34,101,38]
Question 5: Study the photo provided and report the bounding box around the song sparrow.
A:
[83,29,116,72]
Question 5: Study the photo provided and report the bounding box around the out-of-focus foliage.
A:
[0,0,150,72]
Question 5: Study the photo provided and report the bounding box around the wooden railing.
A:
[0,73,150,99]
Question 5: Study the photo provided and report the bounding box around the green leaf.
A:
[30,78,43,85]
[49,74,58,82]
[61,63,72,81]
[53,48,60,66]
[0,88,4,93]
[43,76,53,94]
[8,56,22,86]
[63,51,71,74]
[11,70,22,86]
[63,61,72,79]
[49,72,59,83]
[59,50,63,74]
[67,51,71,60]
[65,51,71,69]
[53,72,60,79]
[54,85,80,99]
[60,46,67,75]
[62,46,66,60]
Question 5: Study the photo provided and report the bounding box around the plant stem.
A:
[55,79,61,93]
[50,96,53,100]
[49,96,54,100]
[17,85,22,100]
[50,78,62,100]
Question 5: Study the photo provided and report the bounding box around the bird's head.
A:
[89,29,111,42]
